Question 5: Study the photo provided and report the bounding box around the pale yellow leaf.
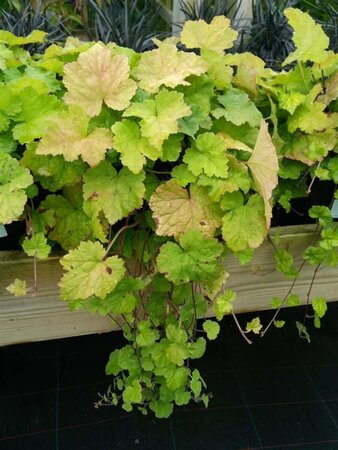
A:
[247,121,278,228]
[181,16,238,54]
[6,278,27,297]
[36,106,113,167]
[134,42,207,94]
[318,72,338,106]
[63,43,137,117]
[149,179,222,239]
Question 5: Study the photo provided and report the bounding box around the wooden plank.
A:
[0,224,337,346]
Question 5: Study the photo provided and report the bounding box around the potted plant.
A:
[0,8,337,418]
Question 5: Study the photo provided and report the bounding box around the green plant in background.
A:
[179,0,238,23]
[0,8,337,417]
[86,0,167,51]
[239,0,338,68]
[0,0,72,52]
[238,0,295,69]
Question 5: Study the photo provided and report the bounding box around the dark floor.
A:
[2,303,338,450]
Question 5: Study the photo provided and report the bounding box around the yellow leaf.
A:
[0,30,47,46]
[63,43,137,117]
[149,179,222,239]
[218,132,253,152]
[247,121,278,228]
[181,16,238,54]
[224,52,270,96]
[318,72,338,106]
[283,8,329,65]
[134,41,207,94]
[6,279,27,297]
[36,106,113,167]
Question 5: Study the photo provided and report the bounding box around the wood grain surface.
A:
[1,224,337,346]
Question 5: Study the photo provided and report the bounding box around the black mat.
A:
[2,303,338,450]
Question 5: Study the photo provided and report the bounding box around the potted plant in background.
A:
[0,7,337,418]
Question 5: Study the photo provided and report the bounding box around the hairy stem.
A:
[231,310,253,345]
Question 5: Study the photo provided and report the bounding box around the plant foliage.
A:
[1,8,337,418]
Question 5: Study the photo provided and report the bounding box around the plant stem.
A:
[231,310,253,345]
[191,282,197,336]
[103,223,137,259]
[303,263,321,323]
[33,254,38,294]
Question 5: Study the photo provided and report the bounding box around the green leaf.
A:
[165,366,189,391]
[283,8,329,65]
[271,297,282,309]
[175,388,191,406]
[83,161,145,225]
[156,229,223,284]
[201,49,233,89]
[326,156,338,183]
[22,233,51,260]
[309,206,333,227]
[274,320,286,328]
[64,43,137,117]
[166,343,190,366]
[222,194,266,252]
[166,324,188,344]
[314,314,321,329]
[40,194,93,251]
[190,369,202,397]
[105,350,120,376]
[296,321,311,343]
[136,320,159,347]
[236,248,254,265]
[213,88,262,127]
[246,317,263,335]
[179,104,212,137]
[171,164,197,187]
[283,130,336,165]
[0,131,17,154]
[189,337,206,359]
[97,277,143,314]
[123,380,142,404]
[303,246,325,265]
[149,400,173,419]
[287,293,300,307]
[0,153,33,224]
[149,180,221,239]
[203,320,220,340]
[220,191,244,211]
[111,119,160,173]
[12,89,63,144]
[118,345,139,373]
[59,241,125,300]
[214,289,236,321]
[22,143,85,192]
[288,103,332,134]
[6,278,27,297]
[312,297,327,319]
[183,132,229,178]
[124,88,191,148]
[161,134,183,162]
[201,394,210,408]
[274,249,298,277]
